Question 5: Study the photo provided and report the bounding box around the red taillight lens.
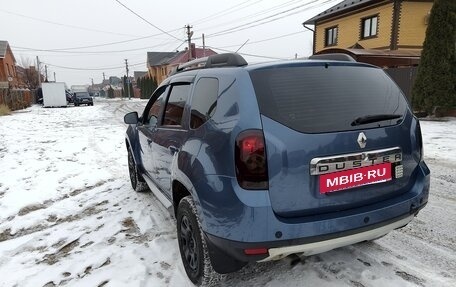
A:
[244,248,269,255]
[235,130,268,190]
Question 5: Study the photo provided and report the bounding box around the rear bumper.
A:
[198,161,430,264]
[205,210,421,264]
[260,214,414,261]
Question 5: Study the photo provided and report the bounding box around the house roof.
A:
[316,48,421,67]
[168,48,217,65]
[133,71,147,79]
[147,52,179,67]
[304,0,379,25]
[0,40,9,58]
[147,47,218,67]
[322,48,422,57]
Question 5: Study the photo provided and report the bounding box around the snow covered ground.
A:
[0,99,455,287]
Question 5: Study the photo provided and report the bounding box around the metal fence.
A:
[385,67,418,104]
[0,88,35,111]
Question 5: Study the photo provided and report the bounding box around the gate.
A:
[385,67,418,104]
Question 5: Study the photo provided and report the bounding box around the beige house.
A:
[303,0,434,54]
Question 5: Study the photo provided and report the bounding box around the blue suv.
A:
[124,53,430,286]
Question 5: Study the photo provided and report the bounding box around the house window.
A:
[362,15,378,39]
[325,26,338,47]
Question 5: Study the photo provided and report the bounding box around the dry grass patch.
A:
[0,104,11,116]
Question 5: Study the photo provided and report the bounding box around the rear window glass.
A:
[249,65,407,133]
[190,78,218,129]
[162,84,190,127]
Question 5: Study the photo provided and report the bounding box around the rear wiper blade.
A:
[351,114,402,126]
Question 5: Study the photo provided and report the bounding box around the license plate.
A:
[319,163,392,194]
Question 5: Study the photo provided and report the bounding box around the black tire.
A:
[177,196,221,286]
[127,149,148,192]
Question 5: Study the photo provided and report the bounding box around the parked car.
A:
[73,92,93,106]
[123,53,430,286]
[65,90,73,104]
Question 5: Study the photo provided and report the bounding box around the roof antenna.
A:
[235,39,249,53]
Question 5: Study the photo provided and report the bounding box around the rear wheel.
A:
[127,149,148,192]
[177,196,221,286]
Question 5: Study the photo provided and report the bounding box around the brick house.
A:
[0,40,19,88]
[147,44,217,85]
[303,0,434,100]
[303,0,434,54]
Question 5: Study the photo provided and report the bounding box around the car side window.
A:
[144,87,167,126]
[190,78,218,129]
[162,84,190,127]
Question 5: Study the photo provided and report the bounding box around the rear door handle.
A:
[169,146,179,154]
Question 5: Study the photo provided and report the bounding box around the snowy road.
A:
[0,99,455,287]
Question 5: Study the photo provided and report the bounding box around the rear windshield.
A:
[249,64,408,133]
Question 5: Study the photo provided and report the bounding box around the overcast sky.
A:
[1,0,338,86]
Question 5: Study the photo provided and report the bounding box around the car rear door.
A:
[249,63,418,218]
[150,81,192,196]
[137,86,167,178]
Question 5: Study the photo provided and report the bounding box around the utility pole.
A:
[185,24,193,61]
[125,59,130,100]
[54,72,56,82]
[45,65,48,82]
[202,33,206,57]
[36,56,41,85]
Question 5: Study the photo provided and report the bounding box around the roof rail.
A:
[173,53,248,74]
[176,57,208,72]
[309,53,356,62]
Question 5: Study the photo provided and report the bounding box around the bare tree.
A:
[17,56,43,89]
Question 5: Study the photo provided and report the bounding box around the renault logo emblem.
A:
[357,132,367,148]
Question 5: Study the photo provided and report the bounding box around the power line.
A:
[13,29,307,56]
[196,0,303,32]
[191,0,262,25]
[113,0,182,41]
[12,39,180,54]
[15,29,309,61]
[43,61,146,71]
[206,0,334,38]
[172,41,187,52]
[206,0,336,38]
[11,34,181,52]
[0,8,141,37]
[9,1,326,54]
[215,30,308,49]
[203,45,286,60]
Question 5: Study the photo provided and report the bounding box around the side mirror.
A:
[124,112,139,124]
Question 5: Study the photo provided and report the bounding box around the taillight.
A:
[235,130,268,190]
[416,120,424,161]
